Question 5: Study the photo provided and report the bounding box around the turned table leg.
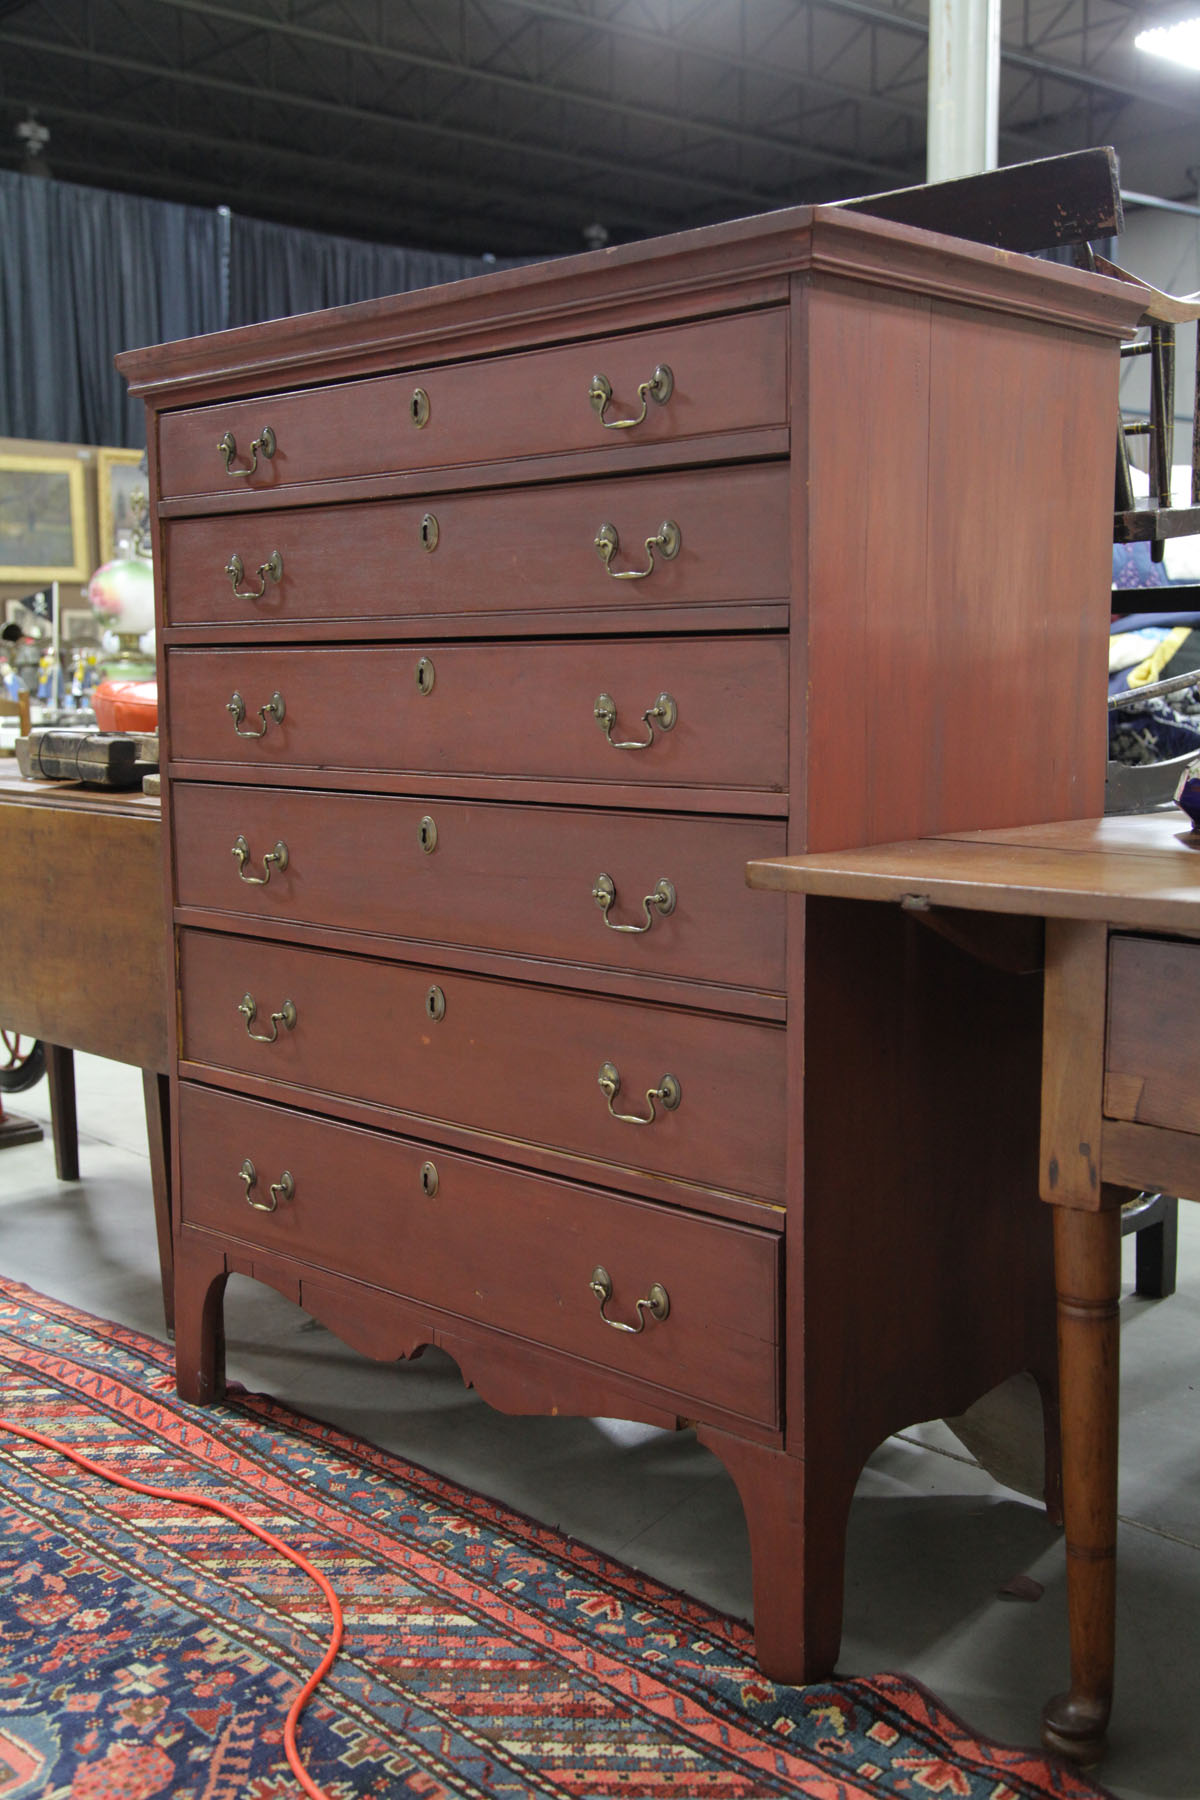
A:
[1041,1201,1121,1764]
[1038,917,1119,1765]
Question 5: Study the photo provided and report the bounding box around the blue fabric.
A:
[1113,541,1168,588]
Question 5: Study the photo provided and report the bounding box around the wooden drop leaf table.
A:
[749,807,1200,1764]
[0,770,172,1326]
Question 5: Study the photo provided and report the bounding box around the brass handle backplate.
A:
[594,691,677,751]
[239,1158,294,1212]
[232,834,289,886]
[594,519,681,580]
[597,1061,681,1125]
[226,549,283,599]
[238,993,297,1043]
[227,690,286,738]
[218,425,276,478]
[589,1265,670,1333]
[592,873,676,933]
[588,363,673,430]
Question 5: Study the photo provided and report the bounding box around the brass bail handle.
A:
[597,1061,681,1126]
[589,1266,670,1334]
[594,519,681,581]
[592,873,676,934]
[232,834,289,886]
[238,993,297,1043]
[218,424,276,478]
[238,1158,295,1213]
[594,691,677,752]
[226,549,284,600]
[588,363,674,430]
[227,691,286,738]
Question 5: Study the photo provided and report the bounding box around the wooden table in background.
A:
[0,770,171,1327]
[749,809,1200,1765]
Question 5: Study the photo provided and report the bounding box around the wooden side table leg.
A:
[142,1069,173,1336]
[1041,1200,1121,1765]
[46,1045,79,1181]
[1039,917,1118,1766]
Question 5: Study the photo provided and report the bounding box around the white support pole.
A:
[927,0,1001,185]
[50,581,61,711]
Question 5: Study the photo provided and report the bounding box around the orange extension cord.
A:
[0,1417,344,1800]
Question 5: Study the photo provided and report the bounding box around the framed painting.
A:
[0,454,88,581]
[97,447,150,564]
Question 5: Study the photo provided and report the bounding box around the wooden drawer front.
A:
[1106,934,1200,1132]
[178,932,787,1200]
[178,1083,780,1425]
[172,786,787,993]
[157,311,787,498]
[166,636,788,792]
[164,465,789,629]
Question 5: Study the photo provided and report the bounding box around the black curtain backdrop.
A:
[0,170,512,449]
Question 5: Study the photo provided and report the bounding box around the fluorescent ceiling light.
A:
[1135,17,1200,68]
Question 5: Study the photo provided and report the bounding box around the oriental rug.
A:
[0,1275,1109,1800]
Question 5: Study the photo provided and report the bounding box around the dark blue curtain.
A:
[228,211,499,326]
[0,171,224,448]
[0,170,512,449]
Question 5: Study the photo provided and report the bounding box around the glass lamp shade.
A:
[87,558,155,640]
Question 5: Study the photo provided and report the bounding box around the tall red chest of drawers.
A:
[119,207,1143,1682]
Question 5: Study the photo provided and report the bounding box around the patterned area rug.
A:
[0,1275,1109,1800]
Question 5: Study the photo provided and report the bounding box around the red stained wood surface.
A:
[178,929,787,1200]
[157,310,788,498]
[165,636,789,791]
[801,283,1119,852]
[171,785,787,996]
[164,463,789,629]
[178,1083,780,1426]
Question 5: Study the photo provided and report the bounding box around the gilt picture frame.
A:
[0,454,89,582]
[97,446,150,565]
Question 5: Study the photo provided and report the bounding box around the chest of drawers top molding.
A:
[117,206,1140,417]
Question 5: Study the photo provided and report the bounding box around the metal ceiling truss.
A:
[0,0,1190,255]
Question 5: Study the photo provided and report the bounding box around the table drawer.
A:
[172,786,787,994]
[164,464,789,630]
[157,311,787,498]
[178,1083,780,1426]
[178,931,787,1200]
[165,636,788,792]
[1106,934,1200,1132]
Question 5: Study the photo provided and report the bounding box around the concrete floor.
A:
[1,1052,1197,1799]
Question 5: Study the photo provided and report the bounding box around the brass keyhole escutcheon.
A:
[418,815,438,854]
[411,387,430,428]
[420,1160,439,1197]
[415,656,436,695]
[420,512,439,552]
[425,985,446,1021]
